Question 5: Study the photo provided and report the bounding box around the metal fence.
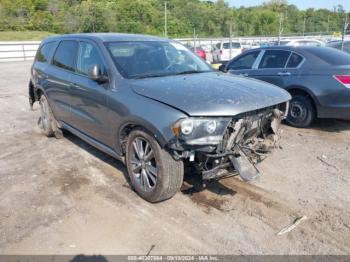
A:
[0,41,40,62]
[0,34,348,63]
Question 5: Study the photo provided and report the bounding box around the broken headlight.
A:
[172,117,231,145]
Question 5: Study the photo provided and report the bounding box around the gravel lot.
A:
[0,61,349,255]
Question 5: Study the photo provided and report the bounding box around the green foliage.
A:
[0,0,348,38]
[0,31,54,41]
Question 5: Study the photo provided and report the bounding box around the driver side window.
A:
[227,51,260,70]
[77,42,106,76]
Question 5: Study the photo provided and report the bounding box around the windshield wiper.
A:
[132,70,210,79]
[174,70,210,75]
[132,72,174,79]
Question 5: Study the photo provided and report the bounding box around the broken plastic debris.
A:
[277,215,307,235]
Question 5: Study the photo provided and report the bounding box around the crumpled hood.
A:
[130,72,291,116]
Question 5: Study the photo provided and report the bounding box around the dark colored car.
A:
[29,33,290,202]
[219,46,350,127]
[327,40,350,54]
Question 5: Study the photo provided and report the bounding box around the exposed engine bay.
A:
[172,103,288,182]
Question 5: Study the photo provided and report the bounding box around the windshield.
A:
[223,42,241,49]
[106,41,213,79]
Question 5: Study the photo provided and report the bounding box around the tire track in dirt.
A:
[183,175,350,253]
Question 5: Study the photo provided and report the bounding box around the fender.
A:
[116,117,170,156]
[285,85,320,106]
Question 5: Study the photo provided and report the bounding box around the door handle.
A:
[240,73,249,77]
[278,71,291,76]
[69,83,79,89]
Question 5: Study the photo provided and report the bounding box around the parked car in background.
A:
[219,46,350,127]
[274,39,325,47]
[185,44,207,60]
[327,40,350,54]
[29,33,290,202]
[212,41,242,63]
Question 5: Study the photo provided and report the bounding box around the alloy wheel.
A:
[130,137,157,191]
[40,97,50,131]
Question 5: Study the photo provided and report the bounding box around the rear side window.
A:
[227,51,260,70]
[286,53,303,68]
[308,47,350,65]
[36,42,55,63]
[52,40,78,72]
[223,42,241,49]
[259,50,290,69]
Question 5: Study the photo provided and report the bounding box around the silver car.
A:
[29,33,291,202]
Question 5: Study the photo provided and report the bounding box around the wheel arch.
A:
[30,81,47,102]
[285,85,319,115]
[117,120,168,156]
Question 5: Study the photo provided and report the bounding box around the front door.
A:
[226,50,261,77]
[69,41,111,146]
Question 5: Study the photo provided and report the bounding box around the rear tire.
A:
[286,95,315,128]
[126,129,184,203]
[39,95,55,137]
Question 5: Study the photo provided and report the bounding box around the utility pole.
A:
[326,14,330,33]
[341,13,349,51]
[193,27,196,52]
[229,22,232,59]
[278,13,283,45]
[302,16,306,36]
[164,1,167,38]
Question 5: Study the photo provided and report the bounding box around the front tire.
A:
[286,95,315,128]
[126,129,184,203]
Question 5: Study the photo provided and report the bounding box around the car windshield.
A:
[274,41,289,45]
[106,41,212,79]
[223,42,241,49]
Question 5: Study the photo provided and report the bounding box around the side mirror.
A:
[218,64,227,73]
[88,64,109,83]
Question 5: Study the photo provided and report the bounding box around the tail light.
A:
[334,75,350,88]
[220,49,223,55]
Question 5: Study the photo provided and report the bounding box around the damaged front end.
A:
[169,102,288,182]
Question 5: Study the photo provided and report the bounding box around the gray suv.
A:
[29,33,291,202]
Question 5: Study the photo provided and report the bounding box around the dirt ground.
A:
[0,61,349,255]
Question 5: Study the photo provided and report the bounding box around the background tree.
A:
[0,0,348,38]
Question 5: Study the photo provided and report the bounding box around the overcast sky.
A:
[227,0,350,11]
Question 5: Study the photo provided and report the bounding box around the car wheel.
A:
[126,129,184,203]
[286,95,315,128]
[39,95,55,137]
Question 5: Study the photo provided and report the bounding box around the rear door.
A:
[252,49,299,88]
[69,40,111,145]
[45,40,78,123]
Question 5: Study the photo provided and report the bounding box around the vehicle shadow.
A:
[62,131,131,186]
[310,119,350,133]
[181,163,236,197]
[62,131,236,198]
[70,255,108,262]
[282,119,350,133]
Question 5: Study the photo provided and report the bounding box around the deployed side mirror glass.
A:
[88,64,100,80]
[88,64,109,83]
